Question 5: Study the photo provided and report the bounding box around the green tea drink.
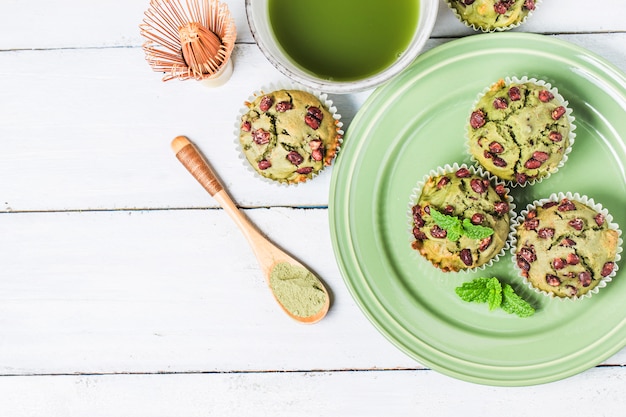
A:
[268,0,419,81]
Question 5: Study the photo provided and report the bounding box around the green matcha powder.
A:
[269,262,327,318]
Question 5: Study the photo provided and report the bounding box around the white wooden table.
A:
[2,1,625,415]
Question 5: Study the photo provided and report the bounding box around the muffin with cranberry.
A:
[238,88,342,184]
[513,193,622,299]
[467,77,575,186]
[409,164,514,272]
[446,0,540,32]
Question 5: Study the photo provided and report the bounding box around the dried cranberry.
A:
[470,110,486,129]
[549,131,562,142]
[296,166,313,175]
[304,106,324,130]
[552,106,566,120]
[455,168,471,178]
[538,90,554,102]
[413,210,425,228]
[537,228,555,239]
[524,0,536,10]
[508,86,521,101]
[492,155,507,167]
[601,262,615,277]
[471,213,485,225]
[494,184,506,196]
[533,151,549,162]
[579,271,592,287]
[558,199,576,212]
[251,128,270,145]
[524,158,542,169]
[437,176,450,189]
[241,121,251,132]
[493,97,508,109]
[519,246,537,263]
[470,178,487,194]
[259,95,273,112]
[560,238,576,247]
[430,225,447,239]
[494,2,509,14]
[308,139,322,151]
[553,258,566,270]
[275,101,293,112]
[311,149,323,161]
[258,159,271,170]
[566,253,580,265]
[460,249,473,266]
[524,218,540,230]
[517,256,530,271]
[568,218,584,231]
[546,274,561,287]
[515,172,528,184]
[478,236,492,252]
[494,201,509,215]
[413,227,427,240]
[286,151,304,166]
[489,141,505,154]
[595,213,605,226]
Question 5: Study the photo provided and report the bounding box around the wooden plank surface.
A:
[2,0,626,415]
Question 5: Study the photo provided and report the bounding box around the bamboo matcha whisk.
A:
[140,0,237,83]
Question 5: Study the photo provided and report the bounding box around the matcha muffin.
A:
[446,0,539,32]
[467,77,575,186]
[238,88,342,184]
[410,164,514,272]
[514,193,622,299]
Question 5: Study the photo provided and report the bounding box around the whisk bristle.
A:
[140,0,237,82]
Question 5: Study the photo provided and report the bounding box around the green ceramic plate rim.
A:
[329,32,626,386]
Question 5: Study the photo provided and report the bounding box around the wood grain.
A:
[1,0,626,414]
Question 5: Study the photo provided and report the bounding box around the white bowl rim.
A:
[245,0,439,94]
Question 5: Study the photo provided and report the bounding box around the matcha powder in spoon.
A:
[269,262,327,318]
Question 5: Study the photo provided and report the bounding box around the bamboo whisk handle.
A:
[171,135,223,196]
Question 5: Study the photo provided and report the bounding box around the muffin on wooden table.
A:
[238,88,342,184]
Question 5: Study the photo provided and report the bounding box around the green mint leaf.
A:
[430,208,462,241]
[501,284,535,318]
[486,278,503,311]
[462,218,494,240]
[430,208,461,231]
[455,277,497,304]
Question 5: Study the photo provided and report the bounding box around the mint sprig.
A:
[430,209,494,241]
[455,277,535,318]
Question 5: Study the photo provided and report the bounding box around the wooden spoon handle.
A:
[171,135,223,196]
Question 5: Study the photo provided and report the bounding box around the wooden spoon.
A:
[171,136,330,324]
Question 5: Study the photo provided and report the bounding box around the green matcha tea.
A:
[268,0,419,81]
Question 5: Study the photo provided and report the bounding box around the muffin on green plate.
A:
[466,76,575,186]
[238,87,342,184]
[446,0,540,32]
[409,163,515,272]
[513,192,622,299]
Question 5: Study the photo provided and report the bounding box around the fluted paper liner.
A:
[511,192,623,301]
[445,0,542,32]
[234,81,343,186]
[465,76,576,188]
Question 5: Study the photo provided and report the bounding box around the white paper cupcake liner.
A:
[511,192,623,301]
[234,81,343,186]
[407,162,516,273]
[465,76,576,188]
[445,0,542,32]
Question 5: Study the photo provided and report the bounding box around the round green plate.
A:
[329,33,626,386]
